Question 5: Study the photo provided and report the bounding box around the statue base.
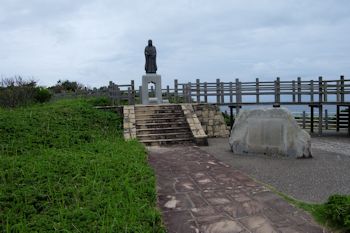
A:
[141,74,162,104]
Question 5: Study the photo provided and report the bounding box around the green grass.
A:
[0,99,165,232]
[283,195,350,233]
[258,181,349,233]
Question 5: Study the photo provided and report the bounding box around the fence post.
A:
[131,80,135,103]
[325,109,329,130]
[336,80,340,102]
[324,81,328,102]
[318,104,323,135]
[274,77,280,104]
[310,106,314,133]
[230,107,234,129]
[229,82,233,103]
[216,78,220,104]
[302,111,306,129]
[336,105,340,132]
[108,81,114,105]
[196,78,200,103]
[139,85,142,104]
[292,80,296,103]
[220,82,224,104]
[183,84,187,103]
[319,76,323,103]
[204,82,208,103]
[310,80,314,103]
[116,86,121,105]
[174,79,178,102]
[128,87,132,105]
[182,84,186,102]
[235,78,241,104]
[340,75,345,103]
[348,106,350,136]
[166,85,170,99]
[256,78,260,103]
[182,84,187,103]
[188,82,192,103]
[131,80,134,89]
[297,77,302,103]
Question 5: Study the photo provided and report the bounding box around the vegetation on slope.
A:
[273,187,350,232]
[0,99,164,232]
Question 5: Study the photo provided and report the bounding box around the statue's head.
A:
[148,39,153,46]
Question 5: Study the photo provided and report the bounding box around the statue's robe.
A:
[144,45,157,73]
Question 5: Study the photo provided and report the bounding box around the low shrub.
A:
[49,80,85,93]
[222,111,232,126]
[35,88,52,103]
[323,194,350,231]
[0,77,37,107]
[88,96,111,106]
[0,77,52,107]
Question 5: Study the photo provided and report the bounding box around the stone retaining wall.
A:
[192,104,230,137]
[181,104,208,146]
[123,105,136,140]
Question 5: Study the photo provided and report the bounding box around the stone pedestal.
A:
[142,74,162,104]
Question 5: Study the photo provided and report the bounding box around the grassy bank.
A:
[0,99,164,232]
[262,182,349,233]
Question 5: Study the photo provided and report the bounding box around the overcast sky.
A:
[0,0,349,88]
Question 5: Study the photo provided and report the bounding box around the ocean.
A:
[220,105,338,117]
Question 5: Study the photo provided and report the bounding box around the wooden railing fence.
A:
[108,76,350,135]
[174,76,349,105]
[107,75,349,106]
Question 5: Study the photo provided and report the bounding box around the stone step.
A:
[135,104,180,109]
[140,138,194,146]
[137,131,192,139]
[135,108,182,112]
[136,126,191,134]
[135,109,183,114]
[133,104,196,146]
[135,105,181,109]
[136,122,188,129]
[136,118,187,124]
[135,113,185,119]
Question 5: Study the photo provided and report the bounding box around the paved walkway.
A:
[312,136,350,157]
[201,137,350,203]
[148,146,329,233]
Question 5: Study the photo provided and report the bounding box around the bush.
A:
[0,77,37,107]
[323,195,350,231]
[222,111,232,126]
[35,88,52,103]
[88,96,111,106]
[0,77,54,107]
[49,80,85,93]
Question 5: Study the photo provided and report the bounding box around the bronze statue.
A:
[144,39,157,73]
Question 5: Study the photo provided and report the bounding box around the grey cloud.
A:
[0,0,349,87]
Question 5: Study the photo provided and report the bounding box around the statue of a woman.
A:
[144,40,157,73]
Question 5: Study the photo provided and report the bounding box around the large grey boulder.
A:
[229,108,311,158]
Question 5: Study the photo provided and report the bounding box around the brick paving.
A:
[148,146,329,233]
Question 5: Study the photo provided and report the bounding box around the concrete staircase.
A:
[135,105,194,146]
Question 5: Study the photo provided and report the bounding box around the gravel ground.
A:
[200,136,350,203]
